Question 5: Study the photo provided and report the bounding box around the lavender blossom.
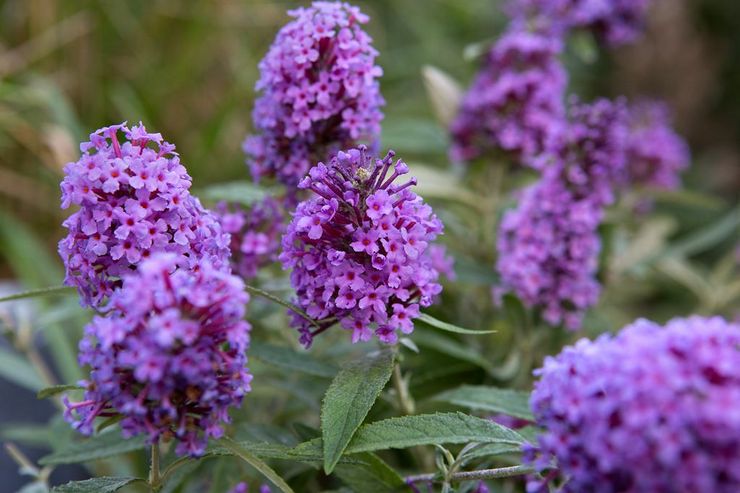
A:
[508,0,651,46]
[527,316,740,492]
[450,28,566,165]
[280,147,450,346]
[626,100,690,190]
[58,122,230,307]
[216,197,285,280]
[496,98,627,329]
[245,1,384,189]
[64,254,252,457]
[496,171,603,329]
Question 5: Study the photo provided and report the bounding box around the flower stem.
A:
[149,442,161,492]
[392,361,415,415]
[406,464,534,484]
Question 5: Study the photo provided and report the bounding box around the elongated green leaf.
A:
[321,349,395,474]
[413,328,493,373]
[432,385,533,421]
[40,432,147,465]
[461,442,524,461]
[0,285,75,303]
[417,313,495,335]
[0,346,45,391]
[646,205,740,264]
[197,181,270,206]
[251,342,337,378]
[344,412,526,453]
[52,477,142,493]
[38,384,83,399]
[219,438,295,493]
[334,452,409,493]
[210,439,365,465]
[1,423,52,447]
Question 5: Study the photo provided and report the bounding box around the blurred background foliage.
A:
[0,0,738,491]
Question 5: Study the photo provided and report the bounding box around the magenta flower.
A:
[64,254,252,457]
[58,122,230,307]
[527,316,740,492]
[280,147,452,346]
[245,1,384,189]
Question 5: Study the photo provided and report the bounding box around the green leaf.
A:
[647,205,740,263]
[1,423,53,447]
[432,385,533,421]
[52,477,142,493]
[417,313,495,335]
[218,438,295,493]
[461,442,524,461]
[37,384,83,399]
[197,181,269,206]
[381,118,448,155]
[251,342,338,378]
[334,452,410,493]
[243,285,321,331]
[413,328,494,373]
[0,285,75,304]
[0,346,45,391]
[39,432,147,465]
[321,349,395,474]
[344,412,526,453]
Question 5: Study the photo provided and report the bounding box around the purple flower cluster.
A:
[508,0,651,46]
[245,1,384,189]
[280,147,449,346]
[64,254,252,457]
[58,122,230,307]
[625,100,690,190]
[527,316,740,492]
[449,28,566,165]
[496,171,603,329]
[496,99,627,329]
[216,197,285,280]
[546,97,629,207]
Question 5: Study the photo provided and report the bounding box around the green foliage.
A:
[218,438,295,493]
[343,412,527,453]
[0,346,45,391]
[51,477,142,493]
[251,341,338,378]
[37,383,83,399]
[432,385,534,421]
[320,349,395,473]
[40,432,148,466]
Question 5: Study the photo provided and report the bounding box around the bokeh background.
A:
[0,0,738,490]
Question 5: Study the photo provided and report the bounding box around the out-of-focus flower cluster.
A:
[625,100,691,190]
[65,254,252,457]
[507,0,651,46]
[58,122,229,307]
[280,147,450,346]
[497,99,626,328]
[216,197,285,280]
[449,28,566,165]
[244,1,384,189]
[527,316,740,492]
[496,170,603,329]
